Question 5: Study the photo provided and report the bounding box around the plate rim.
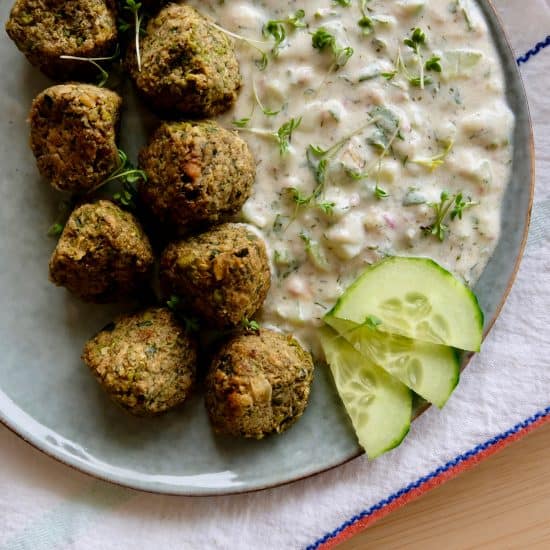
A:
[0,0,536,496]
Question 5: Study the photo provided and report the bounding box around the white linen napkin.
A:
[1,1,549,548]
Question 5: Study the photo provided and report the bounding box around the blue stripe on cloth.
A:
[517,35,550,65]
[307,406,550,550]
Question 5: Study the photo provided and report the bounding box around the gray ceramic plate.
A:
[0,1,533,496]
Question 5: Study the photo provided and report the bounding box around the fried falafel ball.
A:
[5,0,118,81]
[160,223,271,328]
[82,307,197,416]
[49,200,154,303]
[205,329,314,439]
[126,4,241,117]
[30,84,122,193]
[138,120,255,230]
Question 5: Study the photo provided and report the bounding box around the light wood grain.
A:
[340,421,550,549]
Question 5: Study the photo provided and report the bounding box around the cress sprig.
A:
[59,45,120,87]
[262,9,307,57]
[119,0,145,72]
[423,191,477,241]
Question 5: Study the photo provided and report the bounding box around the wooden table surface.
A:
[340,421,550,549]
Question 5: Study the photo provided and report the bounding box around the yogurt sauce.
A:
[187,0,514,356]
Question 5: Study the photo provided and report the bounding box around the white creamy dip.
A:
[187,0,514,355]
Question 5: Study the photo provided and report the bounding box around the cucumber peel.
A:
[328,256,484,352]
[319,326,412,458]
[325,316,460,408]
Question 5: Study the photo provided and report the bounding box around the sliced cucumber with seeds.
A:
[319,327,412,458]
[328,256,484,352]
[325,317,460,408]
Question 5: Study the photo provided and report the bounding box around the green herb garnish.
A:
[166,295,201,332]
[59,45,120,87]
[374,184,389,199]
[412,140,454,171]
[425,55,442,73]
[276,117,302,155]
[317,201,336,215]
[253,80,282,116]
[404,27,428,89]
[424,191,453,241]
[424,191,477,241]
[263,9,307,56]
[47,198,75,238]
[235,117,301,155]
[358,0,374,36]
[232,117,252,128]
[311,27,354,69]
[87,149,147,208]
[120,0,144,72]
[241,318,261,332]
[207,21,269,70]
[451,192,477,220]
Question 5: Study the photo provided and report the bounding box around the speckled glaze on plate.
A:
[0,0,533,496]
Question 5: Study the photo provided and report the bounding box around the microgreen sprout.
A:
[263,9,307,56]
[412,140,454,171]
[207,21,269,70]
[425,55,442,73]
[424,191,453,241]
[311,27,354,70]
[276,117,302,155]
[59,45,120,87]
[404,27,428,89]
[358,0,374,36]
[47,199,74,238]
[120,0,144,72]
[232,116,252,128]
[451,192,477,220]
[253,80,283,116]
[166,295,201,333]
[88,149,147,205]
[293,118,380,210]
[241,318,261,332]
[317,201,336,215]
[235,117,302,155]
[423,191,477,241]
[166,295,180,311]
[374,185,389,199]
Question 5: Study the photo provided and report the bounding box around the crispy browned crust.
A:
[138,120,255,230]
[30,84,121,192]
[205,329,314,439]
[49,200,154,303]
[82,307,197,416]
[160,223,271,328]
[6,0,118,80]
[126,3,241,117]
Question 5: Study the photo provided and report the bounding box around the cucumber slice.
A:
[325,317,460,408]
[328,256,483,352]
[319,326,412,458]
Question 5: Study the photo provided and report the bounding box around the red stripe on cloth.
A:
[319,413,550,549]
